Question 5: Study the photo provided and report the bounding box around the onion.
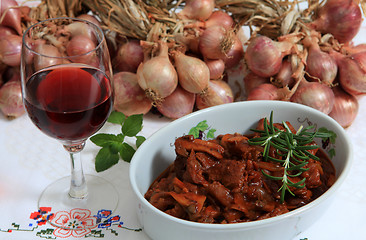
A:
[305,41,337,85]
[196,80,233,109]
[178,0,215,21]
[157,85,195,119]
[0,25,16,38]
[243,71,269,94]
[273,59,295,88]
[247,83,280,101]
[173,51,210,94]
[328,86,359,128]
[205,58,225,80]
[77,14,101,28]
[310,0,362,43]
[222,35,244,69]
[0,80,24,119]
[34,44,63,71]
[204,10,234,30]
[290,79,335,114]
[245,35,293,77]
[114,40,144,73]
[199,25,234,60]
[331,50,366,96]
[113,72,152,116]
[66,35,98,66]
[137,41,178,104]
[0,0,22,35]
[64,21,96,41]
[0,34,22,67]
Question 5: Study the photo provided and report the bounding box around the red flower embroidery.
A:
[51,209,97,238]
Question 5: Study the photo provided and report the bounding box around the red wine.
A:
[24,65,113,141]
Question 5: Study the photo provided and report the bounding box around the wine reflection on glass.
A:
[20,17,117,229]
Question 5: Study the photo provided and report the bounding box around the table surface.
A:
[2,2,366,240]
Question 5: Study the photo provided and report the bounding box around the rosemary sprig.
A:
[248,111,336,203]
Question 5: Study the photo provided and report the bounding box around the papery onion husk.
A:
[290,79,335,114]
[157,85,195,119]
[0,80,24,119]
[137,41,178,105]
[328,86,359,128]
[196,80,233,109]
[245,35,292,77]
[173,51,210,94]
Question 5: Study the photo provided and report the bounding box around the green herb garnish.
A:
[248,111,336,203]
[188,120,216,139]
[90,111,146,172]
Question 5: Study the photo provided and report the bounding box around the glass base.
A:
[38,174,119,230]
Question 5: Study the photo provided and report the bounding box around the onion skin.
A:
[178,0,215,21]
[205,11,234,30]
[196,80,233,109]
[306,43,337,85]
[222,36,244,69]
[0,0,22,35]
[114,40,144,73]
[329,86,359,128]
[247,83,279,101]
[0,34,22,67]
[173,51,210,94]
[336,52,366,96]
[0,25,16,38]
[157,85,195,119]
[274,59,295,88]
[113,72,152,116]
[0,80,24,119]
[34,44,63,71]
[245,36,292,77]
[137,42,178,103]
[290,80,335,114]
[199,25,230,60]
[205,58,225,80]
[243,72,269,94]
[310,0,362,43]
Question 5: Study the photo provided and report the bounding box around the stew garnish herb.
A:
[248,111,336,203]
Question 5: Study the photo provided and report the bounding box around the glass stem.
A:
[64,142,88,199]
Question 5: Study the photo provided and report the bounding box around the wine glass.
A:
[20,17,117,229]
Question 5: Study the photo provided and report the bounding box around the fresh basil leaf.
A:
[136,136,146,148]
[108,111,126,125]
[90,133,124,147]
[207,129,216,139]
[95,147,119,172]
[188,128,200,138]
[119,143,136,163]
[122,114,143,137]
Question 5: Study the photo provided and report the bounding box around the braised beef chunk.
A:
[145,121,336,224]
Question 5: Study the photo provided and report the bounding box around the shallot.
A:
[290,79,335,114]
[0,25,16,38]
[34,44,63,71]
[328,86,359,128]
[0,80,24,119]
[247,83,280,101]
[178,0,215,21]
[332,51,366,96]
[113,72,152,116]
[199,25,234,60]
[157,85,195,119]
[0,34,22,67]
[222,35,244,69]
[245,36,292,77]
[173,51,209,94]
[305,41,337,85]
[0,0,22,35]
[137,41,178,104]
[66,35,98,65]
[310,0,362,43]
[114,40,144,73]
[204,10,234,30]
[243,71,269,94]
[196,80,233,109]
[273,59,295,88]
[205,58,225,80]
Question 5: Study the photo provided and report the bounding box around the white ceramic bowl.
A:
[129,101,352,240]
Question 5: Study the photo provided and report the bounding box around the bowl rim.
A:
[130,100,353,230]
